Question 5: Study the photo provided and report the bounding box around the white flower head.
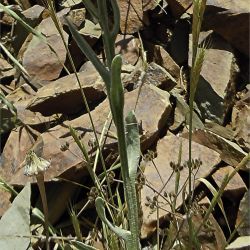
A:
[24,150,51,176]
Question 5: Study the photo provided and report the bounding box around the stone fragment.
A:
[0,190,11,217]
[0,58,15,84]
[79,20,101,39]
[118,0,144,34]
[204,0,250,57]
[68,8,86,28]
[232,89,250,152]
[140,133,220,238]
[13,5,45,54]
[27,71,106,116]
[151,45,180,80]
[226,236,250,250]
[236,190,250,236]
[212,165,247,201]
[166,0,192,17]
[169,89,204,132]
[5,83,61,128]
[123,62,176,91]
[189,32,238,124]
[1,84,172,186]
[6,83,36,103]
[115,34,140,66]
[22,13,69,82]
[62,0,82,8]
[184,128,248,168]
[142,0,159,11]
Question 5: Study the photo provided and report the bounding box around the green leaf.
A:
[0,183,31,249]
[125,111,140,181]
[71,240,98,250]
[95,197,131,241]
[110,55,124,126]
[65,17,109,85]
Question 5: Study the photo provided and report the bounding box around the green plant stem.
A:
[115,115,139,250]
[36,173,49,250]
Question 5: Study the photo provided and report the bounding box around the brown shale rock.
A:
[1,84,172,186]
[123,62,177,91]
[152,45,180,80]
[142,0,159,11]
[212,165,247,201]
[6,83,62,128]
[0,58,15,84]
[189,32,238,124]
[204,0,250,57]
[236,190,250,236]
[27,71,106,116]
[232,89,250,152]
[13,5,45,54]
[118,0,144,34]
[0,189,11,217]
[140,133,220,238]
[22,13,69,82]
[166,0,192,18]
[115,34,140,66]
[183,128,248,169]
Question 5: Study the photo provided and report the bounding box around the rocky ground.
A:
[0,0,249,249]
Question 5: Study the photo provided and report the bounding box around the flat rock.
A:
[212,165,247,201]
[204,0,250,57]
[142,0,159,11]
[6,83,61,128]
[236,190,250,236]
[67,8,86,28]
[118,0,144,34]
[22,12,69,82]
[232,90,250,152]
[184,128,248,168]
[27,71,106,116]
[123,62,177,91]
[169,89,204,132]
[0,58,15,84]
[151,45,180,80]
[189,32,238,124]
[166,0,192,18]
[115,34,140,66]
[13,5,45,54]
[140,133,220,238]
[0,190,11,217]
[1,84,172,186]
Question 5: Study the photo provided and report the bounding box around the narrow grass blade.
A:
[65,17,109,86]
[198,177,231,233]
[69,204,83,241]
[69,126,89,163]
[0,42,29,77]
[0,4,45,41]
